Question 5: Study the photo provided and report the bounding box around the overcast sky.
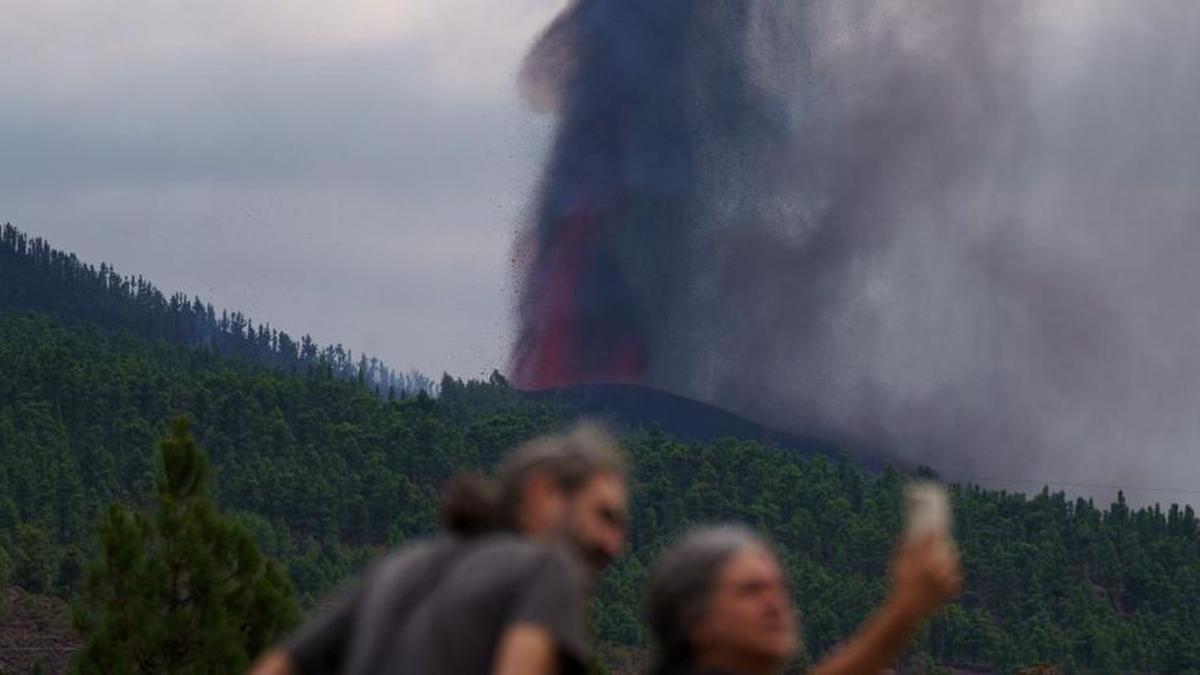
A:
[2,0,564,379]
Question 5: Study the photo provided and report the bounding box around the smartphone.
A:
[904,481,952,543]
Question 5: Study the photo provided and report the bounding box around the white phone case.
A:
[904,482,952,542]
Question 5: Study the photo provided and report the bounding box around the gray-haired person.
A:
[249,422,629,675]
[648,526,962,675]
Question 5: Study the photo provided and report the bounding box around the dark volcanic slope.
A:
[524,382,845,459]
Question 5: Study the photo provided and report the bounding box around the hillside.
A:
[0,589,76,675]
[0,311,1197,672]
[0,223,434,399]
[0,225,1199,672]
[525,383,841,457]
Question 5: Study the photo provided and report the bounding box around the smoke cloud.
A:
[513,1,1200,504]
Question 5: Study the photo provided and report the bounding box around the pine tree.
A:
[70,418,298,674]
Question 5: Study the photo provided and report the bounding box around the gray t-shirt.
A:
[288,534,591,675]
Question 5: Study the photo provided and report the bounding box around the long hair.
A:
[646,526,770,675]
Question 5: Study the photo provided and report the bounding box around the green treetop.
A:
[70,418,298,674]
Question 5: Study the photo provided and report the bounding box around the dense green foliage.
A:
[1,311,1197,673]
[71,419,298,673]
[0,310,561,598]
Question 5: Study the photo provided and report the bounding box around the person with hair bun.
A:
[249,421,629,675]
[648,526,962,675]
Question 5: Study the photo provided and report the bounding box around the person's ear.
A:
[526,469,558,500]
[521,470,565,533]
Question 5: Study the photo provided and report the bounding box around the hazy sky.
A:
[2,0,565,379]
[6,2,1199,508]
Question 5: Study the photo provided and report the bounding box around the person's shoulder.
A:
[467,533,544,561]
[368,535,457,579]
[465,534,581,575]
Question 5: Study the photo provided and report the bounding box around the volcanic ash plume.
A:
[511,0,1200,502]
[510,2,693,389]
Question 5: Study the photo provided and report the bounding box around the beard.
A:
[559,513,614,579]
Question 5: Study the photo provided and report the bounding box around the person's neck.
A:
[693,650,779,675]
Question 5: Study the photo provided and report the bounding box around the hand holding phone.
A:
[904,481,952,543]
[893,482,961,619]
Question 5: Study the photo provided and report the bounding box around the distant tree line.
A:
[0,223,435,399]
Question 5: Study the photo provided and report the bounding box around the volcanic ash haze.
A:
[511,0,1200,505]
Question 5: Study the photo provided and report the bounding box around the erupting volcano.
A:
[510,0,1200,502]
[511,2,701,390]
[512,203,647,389]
